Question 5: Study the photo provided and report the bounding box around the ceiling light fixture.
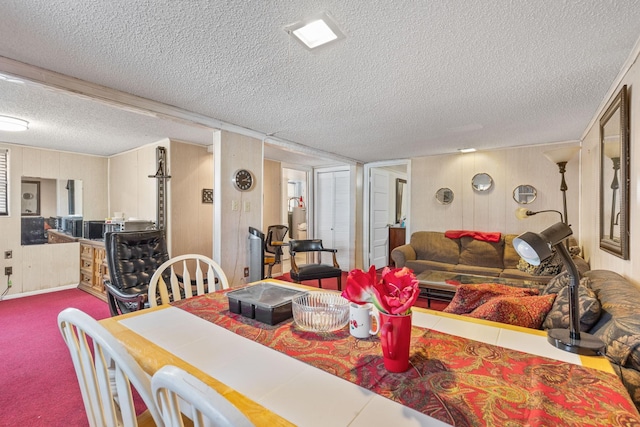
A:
[0,74,25,84]
[285,11,345,50]
[0,116,29,132]
[458,148,476,153]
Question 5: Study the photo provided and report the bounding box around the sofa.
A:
[586,270,640,409]
[391,230,590,283]
[440,269,640,410]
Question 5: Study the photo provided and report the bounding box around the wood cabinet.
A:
[388,227,406,267]
[78,239,109,302]
[47,229,78,244]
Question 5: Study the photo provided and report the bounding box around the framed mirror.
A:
[513,184,537,204]
[395,178,407,224]
[435,187,454,205]
[21,180,41,215]
[20,177,84,245]
[471,173,493,192]
[599,85,629,259]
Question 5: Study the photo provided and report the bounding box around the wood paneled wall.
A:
[409,143,580,239]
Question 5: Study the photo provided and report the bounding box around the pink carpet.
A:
[0,288,110,426]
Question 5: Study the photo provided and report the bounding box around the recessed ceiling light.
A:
[0,116,29,132]
[0,74,24,84]
[458,148,477,153]
[285,12,345,50]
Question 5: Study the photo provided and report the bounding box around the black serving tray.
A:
[227,282,307,325]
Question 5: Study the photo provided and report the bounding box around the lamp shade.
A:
[513,232,552,265]
[543,146,580,164]
[513,222,572,265]
[603,137,620,159]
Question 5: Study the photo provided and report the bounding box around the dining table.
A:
[100,279,640,426]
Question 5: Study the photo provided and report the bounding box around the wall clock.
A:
[233,169,254,191]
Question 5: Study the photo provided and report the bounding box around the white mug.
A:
[349,303,380,338]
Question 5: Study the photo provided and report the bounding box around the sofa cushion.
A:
[452,264,502,277]
[444,283,539,315]
[465,294,556,329]
[502,234,522,269]
[458,236,504,268]
[406,260,457,275]
[585,270,640,374]
[541,271,601,332]
[607,331,640,369]
[410,231,460,264]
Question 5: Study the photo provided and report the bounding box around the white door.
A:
[316,170,350,269]
[369,168,390,268]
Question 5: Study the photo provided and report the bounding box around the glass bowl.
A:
[292,292,350,332]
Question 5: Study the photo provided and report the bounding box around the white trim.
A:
[363,159,411,269]
[1,283,79,300]
[0,56,358,166]
[580,34,640,141]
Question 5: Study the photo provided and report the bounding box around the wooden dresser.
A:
[47,229,78,244]
[79,239,109,302]
[388,226,406,267]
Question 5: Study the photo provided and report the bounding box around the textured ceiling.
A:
[1,1,640,163]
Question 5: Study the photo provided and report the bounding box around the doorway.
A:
[364,160,410,269]
[281,167,309,273]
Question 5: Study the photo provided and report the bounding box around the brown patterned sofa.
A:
[584,270,640,409]
[442,269,640,410]
[391,231,589,283]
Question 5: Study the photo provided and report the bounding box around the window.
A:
[0,148,8,216]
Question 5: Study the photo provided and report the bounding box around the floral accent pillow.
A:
[465,294,557,329]
[542,271,601,332]
[443,283,539,315]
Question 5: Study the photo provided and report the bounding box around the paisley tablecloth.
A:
[172,291,640,426]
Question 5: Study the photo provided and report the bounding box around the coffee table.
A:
[416,270,548,307]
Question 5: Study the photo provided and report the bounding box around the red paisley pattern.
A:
[172,292,640,426]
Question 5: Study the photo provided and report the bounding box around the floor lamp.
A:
[513,223,605,355]
[543,147,580,226]
[603,139,621,240]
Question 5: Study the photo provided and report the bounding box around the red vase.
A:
[379,312,412,373]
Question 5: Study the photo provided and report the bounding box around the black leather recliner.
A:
[289,239,342,290]
[103,230,170,316]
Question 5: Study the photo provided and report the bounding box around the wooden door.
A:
[316,170,350,269]
[370,168,390,268]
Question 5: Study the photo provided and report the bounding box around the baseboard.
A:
[1,283,79,301]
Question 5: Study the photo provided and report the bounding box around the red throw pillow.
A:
[443,283,539,315]
[464,294,557,329]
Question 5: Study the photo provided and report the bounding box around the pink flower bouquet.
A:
[341,266,420,315]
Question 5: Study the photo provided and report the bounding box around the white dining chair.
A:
[148,254,229,307]
[151,365,254,427]
[58,307,162,427]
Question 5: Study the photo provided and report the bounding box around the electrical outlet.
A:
[243,267,249,277]
[4,250,11,259]
[5,267,12,276]
[231,200,239,211]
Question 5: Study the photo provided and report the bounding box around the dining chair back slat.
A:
[58,307,162,427]
[149,254,229,307]
[152,365,254,427]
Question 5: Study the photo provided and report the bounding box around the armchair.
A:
[289,239,342,290]
[264,225,288,278]
[104,230,170,316]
